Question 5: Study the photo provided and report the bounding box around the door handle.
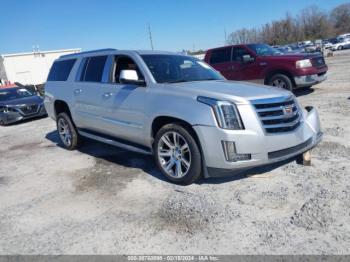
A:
[74,88,82,95]
[102,92,113,98]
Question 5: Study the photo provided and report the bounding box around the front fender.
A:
[148,94,217,127]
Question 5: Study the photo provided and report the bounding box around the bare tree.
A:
[226,2,350,46]
[299,6,331,40]
[330,3,350,34]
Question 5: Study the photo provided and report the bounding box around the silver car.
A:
[44,49,322,184]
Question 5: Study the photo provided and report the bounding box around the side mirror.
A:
[242,54,255,63]
[119,70,145,86]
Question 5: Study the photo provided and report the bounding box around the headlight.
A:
[296,59,312,69]
[197,96,243,130]
[0,106,8,113]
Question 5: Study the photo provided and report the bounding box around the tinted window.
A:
[80,56,107,82]
[232,47,250,62]
[47,59,76,81]
[209,47,232,64]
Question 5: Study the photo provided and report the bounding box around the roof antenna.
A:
[148,23,154,50]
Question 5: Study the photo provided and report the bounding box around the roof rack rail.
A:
[60,48,117,58]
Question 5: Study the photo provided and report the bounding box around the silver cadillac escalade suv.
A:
[44,49,322,184]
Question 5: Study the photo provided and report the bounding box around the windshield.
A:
[0,88,34,102]
[247,44,281,56]
[141,55,223,83]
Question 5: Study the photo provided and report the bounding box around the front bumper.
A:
[0,105,47,125]
[194,106,322,178]
[294,73,327,87]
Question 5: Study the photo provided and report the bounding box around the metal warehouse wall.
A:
[1,48,81,85]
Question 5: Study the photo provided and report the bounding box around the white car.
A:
[337,33,350,40]
[323,42,334,49]
[331,38,350,51]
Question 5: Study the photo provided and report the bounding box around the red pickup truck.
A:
[204,43,328,91]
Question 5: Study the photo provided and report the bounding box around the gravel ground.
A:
[0,50,350,255]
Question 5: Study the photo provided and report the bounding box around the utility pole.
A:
[224,28,227,44]
[148,23,154,50]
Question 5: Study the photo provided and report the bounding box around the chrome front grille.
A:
[252,96,301,133]
[311,56,326,68]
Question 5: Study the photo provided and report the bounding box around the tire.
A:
[153,123,202,185]
[0,120,6,126]
[268,74,294,92]
[56,112,81,150]
[338,46,343,50]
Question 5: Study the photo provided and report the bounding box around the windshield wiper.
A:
[166,78,218,83]
[193,78,218,81]
[166,79,188,83]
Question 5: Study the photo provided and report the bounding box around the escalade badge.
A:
[282,105,294,117]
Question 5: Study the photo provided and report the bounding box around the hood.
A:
[0,95,43,107]
[261,52,322,60]
[162,80,292,104]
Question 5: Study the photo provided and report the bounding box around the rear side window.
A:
[47,59,76,81]
[209,47,232,64]
[80,56,107,82]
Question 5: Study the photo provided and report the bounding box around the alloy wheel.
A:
[58,117,72,147]
[157,131,191,178]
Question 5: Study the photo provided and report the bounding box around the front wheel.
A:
[153,123,202,185]
[268,74,294,92]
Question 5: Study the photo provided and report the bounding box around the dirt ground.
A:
[0,50,350,255]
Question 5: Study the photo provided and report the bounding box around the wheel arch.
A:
[54,100,72,118]
[150,115,205,161]
[264,69,296,86]
[151,116,198,142]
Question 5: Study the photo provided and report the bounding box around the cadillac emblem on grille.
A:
[282,105,293,117]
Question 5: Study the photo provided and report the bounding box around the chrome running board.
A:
[78,130,152,155]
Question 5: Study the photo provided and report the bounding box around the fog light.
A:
[221,141,251,162]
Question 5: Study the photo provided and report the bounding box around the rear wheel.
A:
[153,123,202,185]
[0,120,6,126]
[338,45,343,50]
[268,74,294,92]
[56,112,81,150]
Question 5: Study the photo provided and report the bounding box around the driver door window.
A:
[112,56,144,83]
[232,47,250,62]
